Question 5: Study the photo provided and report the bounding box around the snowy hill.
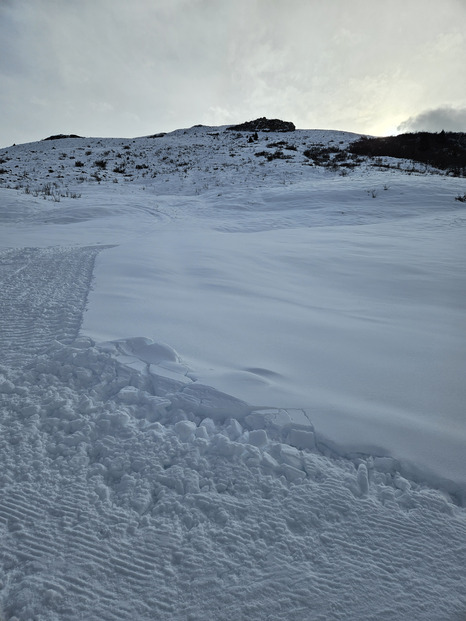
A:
[0,123,465,620]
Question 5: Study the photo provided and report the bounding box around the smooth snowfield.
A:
[0,126,465,619]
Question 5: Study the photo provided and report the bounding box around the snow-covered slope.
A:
[0,125,465,620]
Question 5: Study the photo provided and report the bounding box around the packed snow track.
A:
[0,245,108,366]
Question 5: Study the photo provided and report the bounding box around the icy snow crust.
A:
[0,125,465,619]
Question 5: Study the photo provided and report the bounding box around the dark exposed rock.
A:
[42,134,82,141]
[227,117,295,133]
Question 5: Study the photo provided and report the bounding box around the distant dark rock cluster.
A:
[349,131,466,176]
[227,117,296,132]
[42,134,82,141]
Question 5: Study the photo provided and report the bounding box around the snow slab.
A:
[83,208,466,491]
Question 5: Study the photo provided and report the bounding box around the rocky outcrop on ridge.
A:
[227,117,296,132]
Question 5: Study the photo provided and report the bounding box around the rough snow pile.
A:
[1,338,465,620]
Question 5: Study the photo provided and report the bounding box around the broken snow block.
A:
[288,428,315,450]
[281,463,306,483]
[174,420,197,442]
[277,444,302,470]
[248,429,268,447]
[357,463,369,495]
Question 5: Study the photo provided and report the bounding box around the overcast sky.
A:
[1,0,465,147]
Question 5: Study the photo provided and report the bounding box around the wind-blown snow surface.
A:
[0,126,465,619]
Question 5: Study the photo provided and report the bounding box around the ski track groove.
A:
[0,486,172,617]
[0,245,110,366]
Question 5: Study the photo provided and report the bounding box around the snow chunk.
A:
[288,428,315,450]
[174,384,250,421]
[195,425,209,440]
[0,377,15,393]
[116,336,180,364]
[273,444,303,470]
[373,456,399,474]
[209,434,243,459]
[71,336,95,349]
[357,463,369,495]
[199,417,216,434]
[117,386,140,404]
[246,409,315,450]
[281,463,306,482]
[175,420,197,442]
[261,452,280,472]
[225,418,243,440]
[248,429,268,447]
[20,403,39,418]
[145,395,172,416]
[246,408,289,430]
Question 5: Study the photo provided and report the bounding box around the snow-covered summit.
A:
[0,123,364,199]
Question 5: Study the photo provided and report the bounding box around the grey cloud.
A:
[0,2,25,76]
[398,107,466,132]
[1,0,466,146]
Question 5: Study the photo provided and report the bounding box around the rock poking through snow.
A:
[227,117,296,132]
